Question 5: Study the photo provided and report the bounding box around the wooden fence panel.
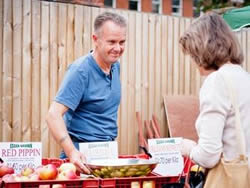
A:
[160,15,168,135]
[2,0,13,141]
[22,0,32,142]
[49,2,59,157]
[40,1,50,157]
[127,11,136,154]
[0,0,3,141]
[1,0,250,157]
[13,0,22,142]
[31,0,41,142]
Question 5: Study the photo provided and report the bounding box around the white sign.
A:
[148,137,184,176]
[79,141,118,162]
[0,142,42,173]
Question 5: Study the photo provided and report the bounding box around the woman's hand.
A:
[181,138,197,156]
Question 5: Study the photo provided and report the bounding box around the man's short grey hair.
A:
[94,12,127,34]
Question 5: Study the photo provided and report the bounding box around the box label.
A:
[0,142,42,173]
[148,137,184,176]
[79,141,118,162]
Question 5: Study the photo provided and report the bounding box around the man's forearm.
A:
[46,112,75,157]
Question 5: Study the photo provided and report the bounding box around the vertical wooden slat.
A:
[115,9,122,153]
[31,0,41,142]
[118,11,129,155]
[13,0,22,141]
[135,12,142,114]
[66,4,74,67]
[91,7,100,50]
[134,12,142,154]
[154,15,161,120]
[127,12,136,154]
[74,4,84,59]
[2,0,13,141]
[22,0,32,141]
[179,17,185,94]
[0,0,3,141]
[160,15,168,136]
[49,1,59,157]
[173,17,179,95]
[167,16,173,95]
[82,6,91,55]
[40,1,50,157]
[148,14,155,120]
[141,13,149,124]
[184,19,191,95]
[58,3,67,86]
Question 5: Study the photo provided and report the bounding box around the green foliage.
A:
[195,0,250,14]
[196,0,230,13]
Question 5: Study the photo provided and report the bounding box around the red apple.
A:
[21,167,34,177]
[39,164,58,180]
[0,164,14,177]
[58,163,76,173]
[57,169,78,180]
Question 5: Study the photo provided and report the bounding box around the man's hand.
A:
[181,138,197,156]
[68,148,91,174]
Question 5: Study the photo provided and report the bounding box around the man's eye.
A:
[120,41,125,45]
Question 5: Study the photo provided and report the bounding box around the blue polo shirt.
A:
[55,53,121,142]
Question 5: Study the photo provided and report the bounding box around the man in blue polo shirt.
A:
[46,12,127,174]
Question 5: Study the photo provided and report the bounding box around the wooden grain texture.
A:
[31,0,41,142]
[118,10,129,155]
[82,6,91,55]
[40,1,50,157]
[74,4,84,59]
[154,14,161,119]
[0,0,3,141]
[127,11,136,154]
[49,1,59,157]
[13,0,22,141]
[22,0,32,141]
[66,4,74,67]
[141,13,149,122]
[173,17,180,95]
[148,14,155,120]
[167,16,173,95]
[2,0,13,141]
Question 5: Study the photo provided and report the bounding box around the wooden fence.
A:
[0,0,250,157]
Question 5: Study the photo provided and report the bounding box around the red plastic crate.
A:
[99,156,193,188]
[1,158,99,188]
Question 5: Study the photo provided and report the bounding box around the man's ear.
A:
[92,34,98,42]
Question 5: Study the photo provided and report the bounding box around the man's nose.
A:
[113,43,121,51]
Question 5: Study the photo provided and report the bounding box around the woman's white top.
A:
[190,64,250,168]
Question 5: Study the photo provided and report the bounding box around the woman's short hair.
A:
[179,12,243,70]
[94,12,127,35]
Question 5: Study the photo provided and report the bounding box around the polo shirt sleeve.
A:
[190,72,231,168]
[55,63,87,111]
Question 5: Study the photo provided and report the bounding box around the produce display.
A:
[87,158,157,178]
[0,162,79,182]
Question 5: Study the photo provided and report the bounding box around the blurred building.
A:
[44,0,199,17]
[43,0,246,18]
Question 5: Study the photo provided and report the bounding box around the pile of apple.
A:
[0,162,79,182]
